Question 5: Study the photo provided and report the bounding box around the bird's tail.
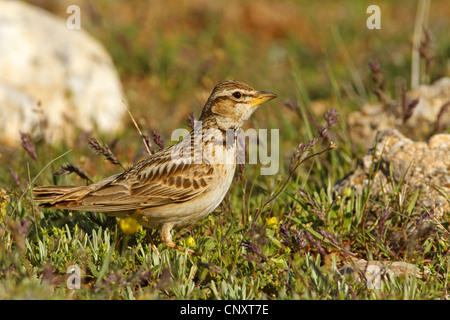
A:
[33,185,91,209]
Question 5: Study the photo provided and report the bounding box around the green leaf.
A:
[95,245,114,285]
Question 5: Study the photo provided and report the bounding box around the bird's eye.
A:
[232,91,242,99]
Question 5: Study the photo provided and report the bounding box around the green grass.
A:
[1,0,449,299]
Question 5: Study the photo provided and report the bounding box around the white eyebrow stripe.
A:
[215,89,255,99]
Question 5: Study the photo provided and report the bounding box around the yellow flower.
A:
[343,187,352,198]
[266,216,279,230]
[186,236,196,248]
[119,217,142,235]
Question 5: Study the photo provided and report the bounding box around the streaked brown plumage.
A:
[33,80,277,250]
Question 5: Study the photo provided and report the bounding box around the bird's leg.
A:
[160,223,179,249]
[161,224,199,256]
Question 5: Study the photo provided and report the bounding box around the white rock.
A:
[339,259,423,289]
[0,1,125,147]
[348,77,450,146]
[335,128,450,218]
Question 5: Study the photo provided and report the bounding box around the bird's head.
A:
[199,80,277,130]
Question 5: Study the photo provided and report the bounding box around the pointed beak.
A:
[251,91,277,108]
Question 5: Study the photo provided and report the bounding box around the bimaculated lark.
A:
[33,80,277,250]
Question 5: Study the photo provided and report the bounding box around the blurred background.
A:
[23,0,450,134]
